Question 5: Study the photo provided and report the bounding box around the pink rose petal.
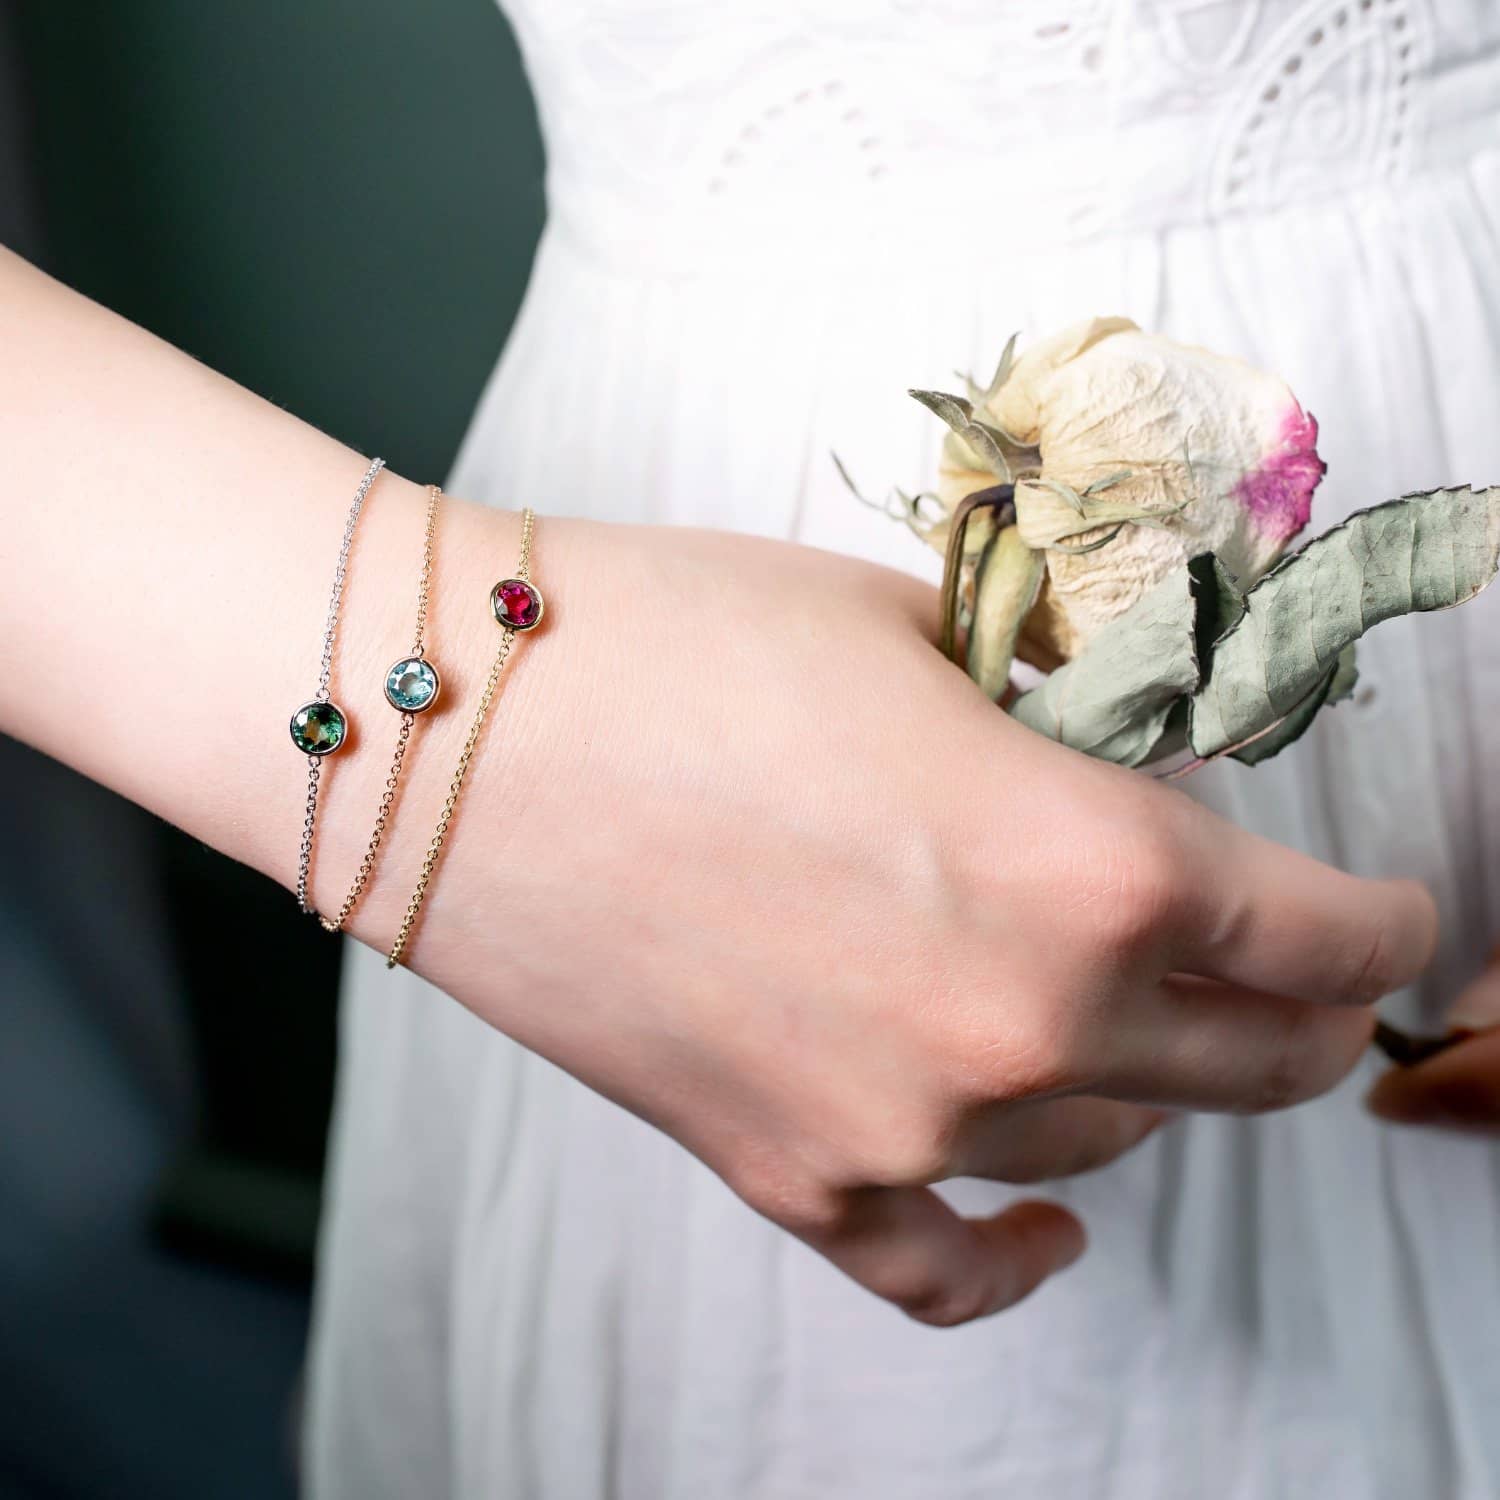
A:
[1234,406,1325,547]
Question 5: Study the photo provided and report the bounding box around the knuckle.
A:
[728,1155,844,1239]
[1075,814,1185,961]
[956,998,1085,1106]
[850,1104,956,1189]
[871,1135,953,1192]
[996,1006,1081,1100]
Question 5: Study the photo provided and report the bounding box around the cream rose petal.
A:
[985,320,1323,660]
[987,316,1138,446]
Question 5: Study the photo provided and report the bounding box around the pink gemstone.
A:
[492,578,542,630]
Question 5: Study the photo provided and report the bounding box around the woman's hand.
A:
[1367,951,1500,1135]
[0,247,1439,1329]
[373,508,1439,1328]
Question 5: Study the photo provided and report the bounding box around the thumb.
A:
[811,1186,1086,1328]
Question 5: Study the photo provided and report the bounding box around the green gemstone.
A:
[290,700,347,755]
[385,657,439,713]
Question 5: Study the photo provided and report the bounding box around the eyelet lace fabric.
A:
[496,0,1490,270]
[309,6,1500,1498]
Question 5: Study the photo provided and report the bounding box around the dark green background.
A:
[21,0,545,481]
[19,0,545,1221]
[5,6,545,1495]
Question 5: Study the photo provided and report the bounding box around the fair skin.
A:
[0,246,1456,1328]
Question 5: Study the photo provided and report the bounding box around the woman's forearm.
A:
[0,244,532,962]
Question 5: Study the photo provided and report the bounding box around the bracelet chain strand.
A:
[295,456,385,914]
[386,506,536,969]
[319,483,443,934]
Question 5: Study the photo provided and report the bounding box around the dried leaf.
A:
[1030,476,1088,516]
[831,452,946,540]
[960,421,1014,483]
[1192,555,1245,665]
[971,416,1030,452]
[830,450,876,506]
[914,389,1026,483]
[984,332,1020,402]
[1190,486,1500,758]
[1049,523,1127,556]
[1325,645,1360,706]
[972,415,1030,458]
[909,389,974,431]
[1014,478,1196,551]
[1010,562,1203,767]
[1229,645,1358,766]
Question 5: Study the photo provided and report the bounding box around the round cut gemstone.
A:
[491,578,544,631]
[290,700,347,755]
[385,656,440,713]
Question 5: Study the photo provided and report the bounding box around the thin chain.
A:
[515,504,534,582]
[316,457,385,702]
[296,757,323,913]
[387,507,535,969]
[319,713,415,932]
[295,456,385,915]
[319,483,444,934]
[411,482,440,658]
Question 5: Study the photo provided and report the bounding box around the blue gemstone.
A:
[385,657,439,712]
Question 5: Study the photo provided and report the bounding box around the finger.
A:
[949,1097,1170,1183]
[1173,808,1437,1006]
[1088,974,1376,1112]
[1366,1025,1500,1135]
[808,1186,1085,1328]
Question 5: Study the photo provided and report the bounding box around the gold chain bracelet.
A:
[386,507,544,969]
[318,483,445,933]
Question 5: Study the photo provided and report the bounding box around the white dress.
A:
[307,4,1500,1496]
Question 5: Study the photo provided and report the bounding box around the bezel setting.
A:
[289,699,348,756]
[384,656,442,713]
[491,577,545,632]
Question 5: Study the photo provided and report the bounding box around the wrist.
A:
[310,494,555,980]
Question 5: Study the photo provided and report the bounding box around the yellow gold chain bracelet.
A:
[318,483,445,933]
[386,506,543,968]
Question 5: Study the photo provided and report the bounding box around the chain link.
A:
[319,483,444,934]
[411,482,440,658]
[315,457,385,702]
[296,757,322,913]
[319,712,415,932]
[515,503,534,583]
[294,456,385,915]
[387,507,536,969]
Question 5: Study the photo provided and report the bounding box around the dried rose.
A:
[843,332,1499,775]
[929,317,1325,669]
